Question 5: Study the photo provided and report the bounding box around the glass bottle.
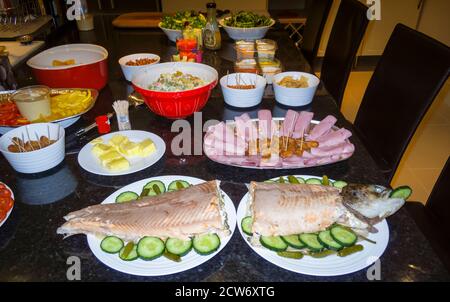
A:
[203,2,221,50]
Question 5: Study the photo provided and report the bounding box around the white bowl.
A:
[219,18,275,41]
[272,72,320,107]
[118,53,160,82]
[0,123,65,174]
[158,23,182,42]
[220,73,267,108]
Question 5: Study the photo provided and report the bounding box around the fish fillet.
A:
[57,181,228,241]
[249,182,343,236]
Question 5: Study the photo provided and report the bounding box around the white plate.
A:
[0,182,14,228]
[204,118,354,169]
[78,130,166,176]
[86,175,237,276]
[236,175,389,276]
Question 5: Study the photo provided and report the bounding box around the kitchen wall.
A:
[317,0,449,57]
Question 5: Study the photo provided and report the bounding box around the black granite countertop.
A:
[0,15,448,282]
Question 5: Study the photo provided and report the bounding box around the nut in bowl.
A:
[273,72,320,107]
[220,73,267,108]
[0,123,65,174]
[118,53,160,82]
[132,62,218,119]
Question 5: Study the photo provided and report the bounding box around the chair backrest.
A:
[320,0,369,108]
[426,157,450,230]
[354,24,450,182]
[301,0,333,69]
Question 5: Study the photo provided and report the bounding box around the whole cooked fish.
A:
[248,182,405,238]
[57,181,229,241]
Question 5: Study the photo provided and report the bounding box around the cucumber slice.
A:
[299,233,324,252]
[137,236,165,260]
[389,186,412,200]
[296,177,306,184]
[281,235,306,249]
[305,178,322,185]
[318,230,343,251]
[119,243,138,261]
[260,236,288,252]
[333,180,348,189]
[330,226,357,247]
[241,216,253,236]
[100,236,124,254]
[193,234,221,255]
[278,177,286,183]
[322,175,330,186]
[115,191,139,203]
[143,180,166,196]
[165,238,192,256]
[168,180,191,192]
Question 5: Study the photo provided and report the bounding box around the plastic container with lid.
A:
[234,59,259,74]
[256,39,277,60]
[12,85,51,121]
[235,40,256,61]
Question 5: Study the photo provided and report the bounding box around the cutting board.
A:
[112,12,164,28]
[0,41,45,67]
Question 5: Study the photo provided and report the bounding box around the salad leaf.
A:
[224,11,273,28]
[160,11,206,30]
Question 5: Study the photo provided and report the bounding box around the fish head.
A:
[340,184,405,221]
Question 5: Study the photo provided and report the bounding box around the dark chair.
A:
[353,24,450,183]
[320,0,369,108]
[406,157,450,272]
[300,0,333,69]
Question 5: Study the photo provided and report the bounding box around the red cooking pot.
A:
[27,44,108,90]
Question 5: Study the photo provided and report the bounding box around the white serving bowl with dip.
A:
[0,123,65,174]
[272,72,320,107]
[220,73,267,108]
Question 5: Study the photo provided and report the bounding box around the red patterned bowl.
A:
[132,62,218,119]
[27,44,108,90]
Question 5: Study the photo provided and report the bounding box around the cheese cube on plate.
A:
[109,135,129,147]
[106,157,130,171]
[91,143,112,157]
[139,139,156,156]
[90,137,104,145]
[99,150,123,166]
[119,141,141,157]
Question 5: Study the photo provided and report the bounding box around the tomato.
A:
[0,210,6,222]
[0,188,11,198]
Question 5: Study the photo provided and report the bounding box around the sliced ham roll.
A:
[308,115,337,140]
[293,111,314,139]
[282,156,306,167]
[281,110,299,137]
[258,110,272,140]
[316,128,352,147]
[310,142,355,157]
